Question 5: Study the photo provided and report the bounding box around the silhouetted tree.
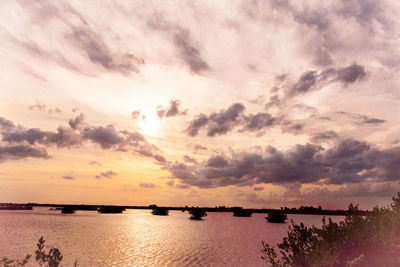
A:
[261,192,400,266]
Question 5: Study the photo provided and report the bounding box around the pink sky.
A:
[1,0,400,209]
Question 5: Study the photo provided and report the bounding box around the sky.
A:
[1,0,400,209]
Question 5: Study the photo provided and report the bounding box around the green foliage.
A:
[261,194,400,266]
[1,237,64,267]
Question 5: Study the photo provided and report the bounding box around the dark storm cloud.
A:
[0,145,50,163]
[95,170,118,179]
[167,139,400,188]
[157,99,187,118]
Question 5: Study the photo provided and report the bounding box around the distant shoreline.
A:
[0,203,367,216]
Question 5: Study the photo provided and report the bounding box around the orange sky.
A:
[1,0,400,209]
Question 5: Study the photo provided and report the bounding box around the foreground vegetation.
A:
[1,237,66,267]
[261,193,400,266]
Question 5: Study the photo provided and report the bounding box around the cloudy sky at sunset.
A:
[1,0,400,209]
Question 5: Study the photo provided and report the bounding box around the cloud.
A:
[29,101,47,112]
[335,64,366,83]
[69,113,85,130]
[253,186,264,191]
[95,170,118,179]
[0,116,162,163]
[183,155,198,164]
[336,111,385,126]
[81,125,123,149]
[241,112,276,131]
[89,160,101,166]
[0,145,50,163]
[131,110,142,120]
[139,182,157,188]
[157,99,187,118]
[0,118,15,131]
[311,131,339,143]
[147,15,208,73]
[249,95,265,105]
[186,114,209,136]
[1,124,82,148]
[194,144,207,151]
[175,183,190,189]
[62,176,74,180]
[288,71,318,96]
[173,28,209,73]
[287,64,366,97]
[166,180,174,187]
[167,139,400,188]
[187,103,245,137]
[69,26,144,75]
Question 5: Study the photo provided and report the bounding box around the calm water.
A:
[0,208,344,266]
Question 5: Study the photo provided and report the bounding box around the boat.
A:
[97,206,125,214]
[265,212,288,223]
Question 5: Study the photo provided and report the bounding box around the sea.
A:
[0,208,344,266]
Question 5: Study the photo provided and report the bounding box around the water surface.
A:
[0,208,344,266]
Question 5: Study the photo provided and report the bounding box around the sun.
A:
[139,111,161,136]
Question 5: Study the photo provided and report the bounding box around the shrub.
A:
[1,237,65,267]
[189,208,207,220]
[261,193,400,266]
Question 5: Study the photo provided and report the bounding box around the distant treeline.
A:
[0,203,367,216]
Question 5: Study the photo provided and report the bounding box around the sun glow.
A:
[139,111,161,136]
